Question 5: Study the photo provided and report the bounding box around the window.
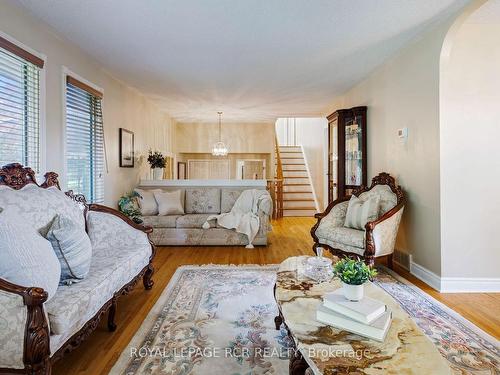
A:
[0,36,43,171]
[65,75,104,203]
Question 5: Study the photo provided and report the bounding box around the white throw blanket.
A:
[202,189,269,248]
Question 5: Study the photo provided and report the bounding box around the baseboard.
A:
[410,261,500,293]
[409,261,441,291]
[440,277,500,293]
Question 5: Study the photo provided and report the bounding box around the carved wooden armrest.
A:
[0,278,50,372]
[88,204,153,234]
[311,197,350,241]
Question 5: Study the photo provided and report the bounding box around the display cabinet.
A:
[327,106,367,202]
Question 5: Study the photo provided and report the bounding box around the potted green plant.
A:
[118,191,143,224]
[333,258,377,301]
[147,150,166,180]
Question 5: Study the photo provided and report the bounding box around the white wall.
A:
[276,118,328,209]
[327,20,455,276]
[0,0,175,206]
[440,18,500,278]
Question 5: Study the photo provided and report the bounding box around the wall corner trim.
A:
[410,261,442,292]
[410,261,500,293]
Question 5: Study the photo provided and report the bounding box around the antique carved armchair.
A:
[311,173,405,267]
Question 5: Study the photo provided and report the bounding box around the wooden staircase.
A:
[278,146,317,217]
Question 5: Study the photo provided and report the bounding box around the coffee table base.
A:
[289,349,310,375]
[274,296,311,375]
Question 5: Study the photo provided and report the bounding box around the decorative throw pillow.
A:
[154,190,184,215]
[46,215,92,285]
[344,195,380,230]
[134,188,160,215]
[0,208,61,300]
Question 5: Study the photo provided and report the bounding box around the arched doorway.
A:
[440,0,500,288]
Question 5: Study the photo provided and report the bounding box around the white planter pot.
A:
[152,168,163,180]
[342,282,364,301]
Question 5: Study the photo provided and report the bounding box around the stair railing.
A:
[267,135,284,219]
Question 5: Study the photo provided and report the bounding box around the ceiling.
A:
[18,0,469,123]
[466,0,500,23]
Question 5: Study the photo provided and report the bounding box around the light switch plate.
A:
[398,127,408,139]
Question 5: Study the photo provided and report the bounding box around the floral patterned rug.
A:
[111,264,499,375]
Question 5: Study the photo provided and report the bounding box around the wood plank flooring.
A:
[53,217,500,375]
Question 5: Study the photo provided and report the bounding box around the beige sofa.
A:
[139,187,272,246]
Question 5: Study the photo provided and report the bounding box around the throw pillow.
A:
[344,195,380,230]
[154,190,185,215]
[46,215,93,285]
[134,188,160,215]
[0,208,61,300]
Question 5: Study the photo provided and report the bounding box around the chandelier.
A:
[212,111,229,156]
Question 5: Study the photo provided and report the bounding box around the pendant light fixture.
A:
[212,111,229,156]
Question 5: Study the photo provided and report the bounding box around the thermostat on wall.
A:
[397,127,408,139]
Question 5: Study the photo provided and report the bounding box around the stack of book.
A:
[316,289,392,342]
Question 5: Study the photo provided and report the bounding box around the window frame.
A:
[62,67,104,202]
[0,31,46,174]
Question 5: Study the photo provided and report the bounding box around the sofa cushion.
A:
[221,188,244,213]
[185,188,220,214]
[154,190,184,215]
[0,209,61,301]
[316,226,365,249]
[176,214,216,229]
[45,215,92,285]
[44,232,151,335]
[135,188,161,216]
[0,184,85,235]
[142,215,180,228]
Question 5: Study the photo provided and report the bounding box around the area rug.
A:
[111,264,499,375]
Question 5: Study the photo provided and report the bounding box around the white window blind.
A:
[0,41,41,172]
[65,77,104,203]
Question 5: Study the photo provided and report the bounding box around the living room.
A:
[0,0,498,374]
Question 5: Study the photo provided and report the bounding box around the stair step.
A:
[283,190,312,194]
[283,178,310,185]
[284,183,310,186]
[284,199,315,208]
[283,174,308,179]
[278,152,303,158]
[283,198,314,202]
[283,206,316,210]
[283,210,317,217]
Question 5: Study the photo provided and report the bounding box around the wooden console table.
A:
[274,256,450,375]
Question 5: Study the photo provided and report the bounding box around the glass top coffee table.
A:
[274,256,450,375]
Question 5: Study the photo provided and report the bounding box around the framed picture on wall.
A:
[119,128,134,167]
[177,161,186,179]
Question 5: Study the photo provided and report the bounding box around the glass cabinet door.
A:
[327,106,366,202]
[344,113,363,195]
[328,118,338,202]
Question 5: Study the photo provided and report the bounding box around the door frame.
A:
[236,159,266,179]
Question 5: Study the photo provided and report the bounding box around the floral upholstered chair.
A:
[311,173,405,268]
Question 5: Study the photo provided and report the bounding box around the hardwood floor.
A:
[53,217,500,375]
